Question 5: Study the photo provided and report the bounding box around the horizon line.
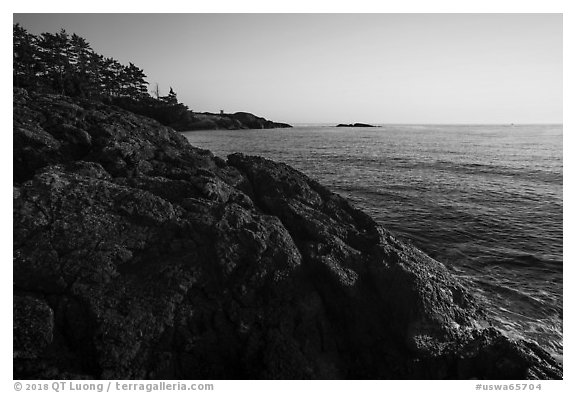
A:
[289,122,564,126]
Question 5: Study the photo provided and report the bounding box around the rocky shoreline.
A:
[13,89,562,379]
[179,111,292,131]
[112,96,293,132]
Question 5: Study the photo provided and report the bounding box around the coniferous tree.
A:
[13,24,38,89]
[88,52,105,96]
[69,33,95,97]
[132,64,149,98]
[100,57,122,97]
[14,24,156,100]
[163,87,178,105]
[37,29,72,94]
[122,63,148,98]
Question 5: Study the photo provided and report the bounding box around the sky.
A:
[13,13,562,124]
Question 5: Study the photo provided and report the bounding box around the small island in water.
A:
[336,122,377,128]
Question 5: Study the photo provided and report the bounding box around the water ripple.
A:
[184,123,563,359]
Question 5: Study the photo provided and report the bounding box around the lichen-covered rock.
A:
[14,296,54,359]
[13,88,562,379]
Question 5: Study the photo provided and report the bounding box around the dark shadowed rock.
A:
[13,88,561,379]
[14,296,54,359]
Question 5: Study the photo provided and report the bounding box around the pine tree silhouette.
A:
[13,24,192,128]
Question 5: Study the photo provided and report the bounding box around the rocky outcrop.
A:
[180,111,292,131]
[13,88,561,379]
[109,96,292,132]
[336,123,376,128]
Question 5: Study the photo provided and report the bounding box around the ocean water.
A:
[183,124,563,361]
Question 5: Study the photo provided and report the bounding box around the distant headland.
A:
[184,111,292,131]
